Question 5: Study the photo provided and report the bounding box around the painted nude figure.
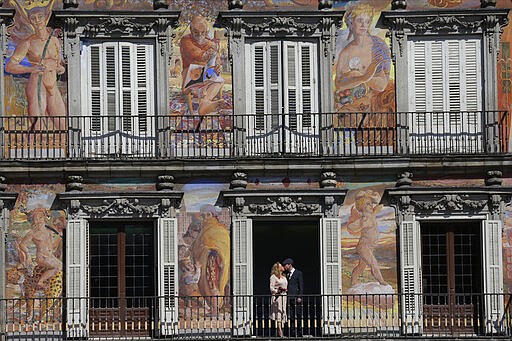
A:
[346,190,387,286]
[16,207,62,289]
[5,6,66,131]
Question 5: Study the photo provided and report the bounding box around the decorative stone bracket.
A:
[383,187,512,223]
[58,191,183,219]
[219,188,347,218]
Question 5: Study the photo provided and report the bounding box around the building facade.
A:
[0,0,512,339]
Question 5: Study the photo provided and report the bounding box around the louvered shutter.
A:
[320,218,341,335]
[119,42,155,155]
[66,219,89,338]
[246,42,281,154]
[399,220,422,334]
[232,218,253,337]
[283,42,318,154]
[408,38,482,153]
[482,220,504,333]
[82,41,155,157]
[157,218,178,336]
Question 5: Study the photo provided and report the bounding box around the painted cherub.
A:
[346,190,387,286]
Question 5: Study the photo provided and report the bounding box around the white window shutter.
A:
[232,218,253,337]
[87,44,102,132]
[408,38,482,153]
[250,42,267,130]
[399,220,422,334]
[320,218,341,335]
[283,42,297,128]
[135,44,154,135]
[82,41,155,157]
[66,219,89,338]
[157,218,178,336]
[482,220,504,333]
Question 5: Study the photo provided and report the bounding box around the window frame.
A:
[379,8,509,154]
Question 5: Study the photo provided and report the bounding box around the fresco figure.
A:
[180,15,224,116]
[334,3,391,112]
[346,190,387,286]
[16,207,62,289]
[5,4,66,131]
[191,205,230,316]
[179,258,211,312]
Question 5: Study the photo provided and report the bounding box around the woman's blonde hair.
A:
[271,262,282,277]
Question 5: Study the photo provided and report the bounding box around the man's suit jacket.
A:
[287,268,304,297]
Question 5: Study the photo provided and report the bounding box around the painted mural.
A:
[340,184,397,326]
[5,184,65,331]
[1,0,512,332]
[177,182,231,326]
[169,12,233,153]
[3,0,67,158]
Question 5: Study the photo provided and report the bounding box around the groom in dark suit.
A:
[282,258,303,337]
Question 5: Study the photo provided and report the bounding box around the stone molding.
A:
[219,188,347,218]
[59,191,183,219]
[379,9,509,60]
[0,192,18,212]
[384,187,512,223]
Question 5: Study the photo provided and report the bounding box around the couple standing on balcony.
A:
[270,258,304,338]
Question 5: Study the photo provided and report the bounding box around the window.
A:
[81,41,155,156]
[407,37,482,153]
[89,222,154,337]
[421,222,483,334]
[245,40,318,154]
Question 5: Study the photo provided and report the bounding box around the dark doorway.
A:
[421,221,483,335]
[252,219,321,337]
[89,221,155,337]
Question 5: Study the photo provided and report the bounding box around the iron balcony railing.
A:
[1,293,511,340]
[0,111,509,160]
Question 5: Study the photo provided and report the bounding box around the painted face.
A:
[191,22,208,44]
[28,10,47,29]
[351,14,371,35]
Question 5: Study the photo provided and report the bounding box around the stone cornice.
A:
[0,193,18,211]
[58,191,183,219]
[379,8,509,34]
[216,10,344,37]
[383,187,512,220]
[52,10,180,37]
[0,8,14,25]
[219,188,347,218]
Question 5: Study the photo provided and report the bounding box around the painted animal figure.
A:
[6,265,62,320]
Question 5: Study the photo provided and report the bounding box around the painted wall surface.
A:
[3,178,512,325]
[2,0,512,152]
[4,184,65,329]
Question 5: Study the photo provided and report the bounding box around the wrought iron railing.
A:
[0,111,509,160]
[1,293,511,339]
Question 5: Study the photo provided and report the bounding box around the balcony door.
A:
[245,40,319,155]
[89,222,155,337]
[421,222,483,335]
[407,37,483,154]
[81,41,155,157]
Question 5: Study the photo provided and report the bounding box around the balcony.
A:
[0,111,509,160]
[1,294,511,340]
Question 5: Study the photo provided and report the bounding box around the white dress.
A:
[269,274,288,321]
